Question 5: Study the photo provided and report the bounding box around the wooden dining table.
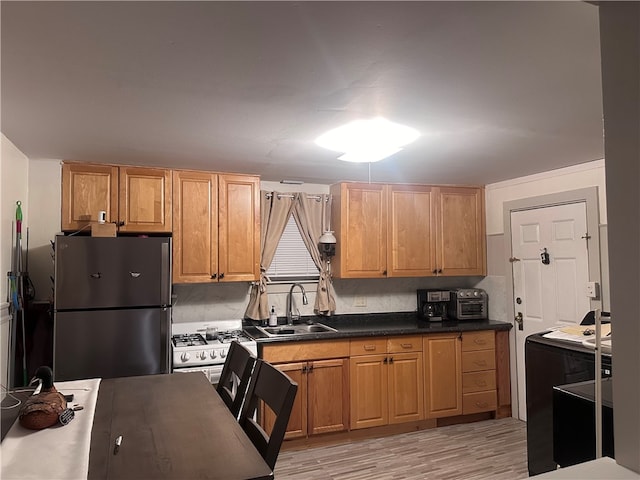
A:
[88,372,273,480]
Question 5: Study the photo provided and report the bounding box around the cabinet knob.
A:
[382,270,387,276]
[211,273,217,279]
[438,269,443,274]
[219,273,225,279]
[432,269,438,275]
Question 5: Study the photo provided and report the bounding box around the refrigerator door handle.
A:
[129,272,142,278]
[90,272,102,279]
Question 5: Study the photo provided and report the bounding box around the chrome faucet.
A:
[287,283,308,325]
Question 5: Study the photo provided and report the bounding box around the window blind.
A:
[266,216,319,281]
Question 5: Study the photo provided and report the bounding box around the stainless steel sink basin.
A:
[256,323,337,337]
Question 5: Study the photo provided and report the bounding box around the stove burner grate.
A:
[172,333,207,347]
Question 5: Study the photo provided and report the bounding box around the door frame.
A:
[502,186,603,419]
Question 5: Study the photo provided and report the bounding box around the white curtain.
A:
[244,191,294,321]
[292,193,336,316]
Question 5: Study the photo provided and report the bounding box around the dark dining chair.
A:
[238,359,298,470]
[216,340,256,419]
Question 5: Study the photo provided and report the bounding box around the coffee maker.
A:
[417,289,451,321]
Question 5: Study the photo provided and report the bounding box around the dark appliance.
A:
[553,378,614,467]
[525,332,612,476]
[53,235,172,381]
[417,289,450,321]
[448,288,488,320]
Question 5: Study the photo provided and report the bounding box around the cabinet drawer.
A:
[388,335,422,353]
[462,331,495,351]
[463,390,497,414]
[262,340,350,363]
[462,350,496,372]
[462,371,496,393]
[350,338,388,356]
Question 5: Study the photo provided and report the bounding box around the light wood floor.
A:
[275,418,528,479]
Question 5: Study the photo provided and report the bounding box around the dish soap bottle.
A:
[269,306,278,327]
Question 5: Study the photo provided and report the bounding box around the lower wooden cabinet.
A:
[264,359,349,439]
[259,329,510,441]
[461,331,497,414]
[423,333,463,418]
[349,336,423,429]
[261,341,350,439]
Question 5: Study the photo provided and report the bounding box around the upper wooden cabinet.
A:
[61,163,172,233]
[118,166,172,233]
[330,182,486,278]
[172,170,260,283]
[436,186,486,276]
[330,182,387,278]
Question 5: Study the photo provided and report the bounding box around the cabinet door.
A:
[172,170,218,283]
[331,183,387,278]
[308,358,349,435]
[118,166,172,233]
[387,184,437,277]
[61,163,118,231]
[423,334,462,418]
[218,174,260,282]
[349,354,388,429]
[388,352,424,424]
[264,362,307,440]
[435,186,486,276]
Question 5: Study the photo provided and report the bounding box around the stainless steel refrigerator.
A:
[53,235,171,381]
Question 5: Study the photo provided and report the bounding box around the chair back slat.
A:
[239,359,298,470]
[216,341,256,419]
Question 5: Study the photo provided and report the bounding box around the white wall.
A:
[1,133,30,393]
[599,2,640,471]
[482,158,609,316]
[485,159,607,235]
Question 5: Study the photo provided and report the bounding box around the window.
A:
[266,216,319,282]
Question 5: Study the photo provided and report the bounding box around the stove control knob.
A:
[180,352,191,362]
[199,351,207,360]
[210,350,217,360]
[220,350,226,359]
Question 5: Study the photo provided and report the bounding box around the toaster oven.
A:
[448,288,488,320]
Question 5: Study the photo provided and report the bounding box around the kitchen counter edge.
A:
[243,313,512,344]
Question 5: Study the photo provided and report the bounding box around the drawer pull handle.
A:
[364,345,377,351]
[474,339,487,345]
[474,360,487,367]
[476,380,487,387]
[401,343,413,349]
[475,401,489,408]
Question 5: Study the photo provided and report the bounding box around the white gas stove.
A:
[171,320,257,384]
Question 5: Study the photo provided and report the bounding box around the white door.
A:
[511,202,591,420]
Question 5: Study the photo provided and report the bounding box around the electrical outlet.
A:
[353,296,367,307]
[586,281,599,299]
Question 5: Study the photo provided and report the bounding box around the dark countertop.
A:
[243,312,512,344]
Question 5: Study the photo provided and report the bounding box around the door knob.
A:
[515,312,524,331]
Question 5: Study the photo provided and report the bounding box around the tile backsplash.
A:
[171,276,483,323]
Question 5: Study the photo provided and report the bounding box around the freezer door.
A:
[55,236,171,309]
[53,308,170,381]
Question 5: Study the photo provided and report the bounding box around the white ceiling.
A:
[1,1,604,186]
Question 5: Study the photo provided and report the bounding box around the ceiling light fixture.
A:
[315,117,420,163]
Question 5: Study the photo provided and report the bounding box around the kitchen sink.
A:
[256,323,338,337]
